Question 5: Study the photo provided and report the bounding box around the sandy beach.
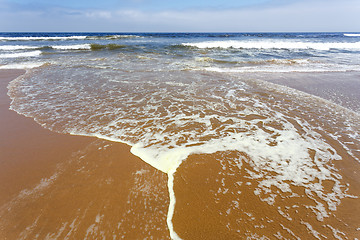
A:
[0,69,170,239]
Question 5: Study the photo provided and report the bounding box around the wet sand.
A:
[172,151,360,239]
[0,70,170,239]
[262,72,360,113]
[171,73,360,239]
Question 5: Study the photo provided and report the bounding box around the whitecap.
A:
[183,40,360,51]
[52,44,91,50]
[0,50,42,58]
[0,45,38,51]
[344,34,360,37]
[0,36,87,41]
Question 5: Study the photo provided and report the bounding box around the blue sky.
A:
[0,0,359,32]
[3,0,272,11]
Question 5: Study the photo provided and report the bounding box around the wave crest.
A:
[0,35,142,42]
[344,33,360,37]
[183,40,360,50]
[90,44,126,50]
[0,50,42,58]
[0,36,88,41]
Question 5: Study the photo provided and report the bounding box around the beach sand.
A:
[0,70,170,239]
[172,151,360,239]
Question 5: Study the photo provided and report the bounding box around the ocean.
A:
[1,32,360,239]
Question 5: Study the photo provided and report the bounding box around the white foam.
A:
[128,115,342,239]
[0,50,41,58]
[183,40,360,50]
[166,163,183,240]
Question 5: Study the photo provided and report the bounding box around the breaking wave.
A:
[0,45,39,51]
[90,44,126,50]
[0,35,142,42]
[183,40,360,50]
[0,50,42,58]
[0,36,88,41]
[344,33,360,37]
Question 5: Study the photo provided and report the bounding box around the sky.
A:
[0,0,359,32]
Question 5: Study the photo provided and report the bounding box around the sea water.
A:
[1,32,360,239]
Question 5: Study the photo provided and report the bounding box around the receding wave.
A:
[202,64,360,73]
[194,57,311,65]
[183,40,360,50]
[0,62,47,69]
[183,57,360,73]
[194,57,238,64]
[0,50,42,58]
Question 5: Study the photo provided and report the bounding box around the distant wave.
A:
[0,44,91,51]
[344,34,360,37]
[52,44,91,50]
[87,35,142,40]
[0,44,129,53]
[90,43,126,50]
[0,36,88,41]
[182,40,360,50]
[0,45,39,51]
[0,35,142,41]
[0,50,42,58]
[0,44,91,52]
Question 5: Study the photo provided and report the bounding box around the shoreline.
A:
[0,69,170,239]
[1,68,359,239]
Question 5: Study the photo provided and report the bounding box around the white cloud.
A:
[85,10,113,19]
